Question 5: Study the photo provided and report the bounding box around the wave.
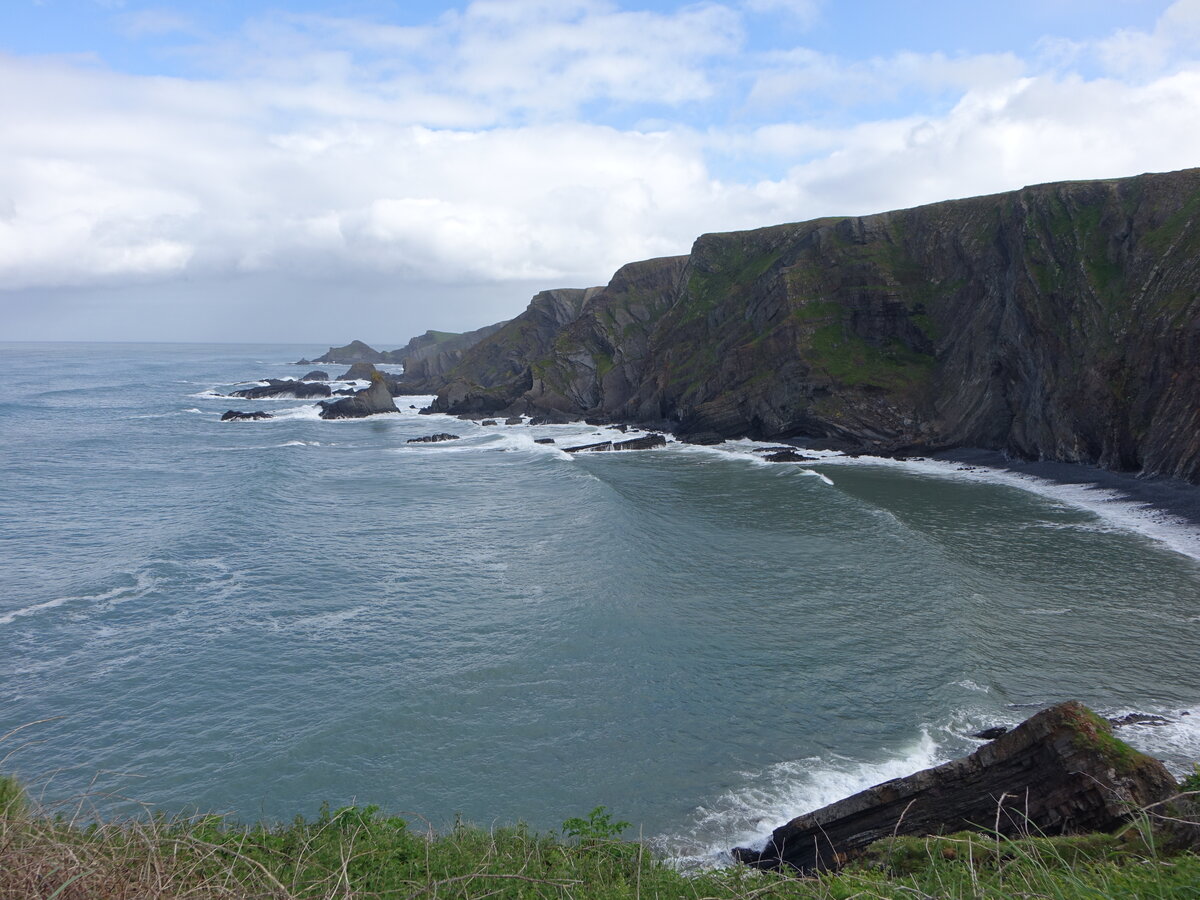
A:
[657,730,947,870]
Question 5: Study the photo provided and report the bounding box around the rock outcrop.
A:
[406,433,460,443]
[393,323,508,393]
[300,370,330,381]
[563,434,667,453]
[425,168,1200,483]
[317,372,399,419]
[230,379,331,400]
[303,340,401,365]
[337,362,379,381]
[220,410,273,421]
[732,701,1178,873]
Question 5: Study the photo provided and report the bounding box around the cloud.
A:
[116,8,195,38]
[3,0,1200,342]
[742,0,822,28]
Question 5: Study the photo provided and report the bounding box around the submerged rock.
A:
[230,379,331,400]
[733,702,1178,874]
[317,373,399,419]
[406,433,460,443]
[971,726,1010,740]
[220,410,273,421]
[1109,713,1173,728]
[534,438,556,445]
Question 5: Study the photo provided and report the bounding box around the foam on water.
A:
[658,730,948,869]
[0,572,157,627]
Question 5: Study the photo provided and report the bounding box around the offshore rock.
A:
[764,449,816,462]
[564,434,666,453]
[317,373,399,419]
[300,370,330,381]
[231,379,330,400]
[971,726,1010,740]
[429,168,1200,483]
[406,433,460,443]
[337,362,378,381]
[732,702,1178,874]
[221,410,273,421]
[307,340,398,365]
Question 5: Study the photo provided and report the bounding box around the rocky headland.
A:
[408,168,1200,483]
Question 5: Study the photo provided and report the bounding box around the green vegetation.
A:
[2,775,1198,900]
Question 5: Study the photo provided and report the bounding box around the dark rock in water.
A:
[337,362,378,381]
[221,410,273,421]
[317,373,399,420]
[333,388,356,396]
[407,433,460,443]
[418,407,434,415]
[764,450,816,463]
[732,702,1177,874]
[564,440,613,453]
[679,431,725,445]
[565,434,666,453]
[481,419,498,426]
[295,358,312,366]
[531,413,571,426]
[971,726,1010,740]
[1109,713,1172,728]
[615,433,666,450]
[504,416,523,425]
[300,370,329,381]
[534,438,556,444]
[409,405,418,409]
[230,379,331,400]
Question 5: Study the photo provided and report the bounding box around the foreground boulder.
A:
[231,379,331,400]
[317,373,399,419]
[733,702,1178,873]
[221,410,273,421]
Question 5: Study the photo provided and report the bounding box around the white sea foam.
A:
[0,573,156,627]
[812,454,1200,561]
[658,730,947,869]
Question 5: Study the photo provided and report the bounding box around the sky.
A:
[3,0,1199,345]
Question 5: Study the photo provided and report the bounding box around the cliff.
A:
[394,322,507,392]
[431,168,1200,482]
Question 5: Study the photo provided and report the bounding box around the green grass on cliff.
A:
[3,779,1199,900]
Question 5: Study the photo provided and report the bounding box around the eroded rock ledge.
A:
[732,701,1178,873]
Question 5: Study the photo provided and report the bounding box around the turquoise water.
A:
[2,342,1199,862]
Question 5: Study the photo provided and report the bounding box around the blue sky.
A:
[3,0,1198,342]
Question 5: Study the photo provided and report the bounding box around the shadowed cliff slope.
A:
[431,168,1200,482]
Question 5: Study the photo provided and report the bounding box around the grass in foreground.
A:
[2,776,1199,900]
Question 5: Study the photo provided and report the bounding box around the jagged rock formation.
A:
[428,168,1200,482]
[337,362,379,381]
[317,373,399,419]
[733,701,1178,873]
[394,323,507,392]
[220,410,273,421]
[230,379,331,400]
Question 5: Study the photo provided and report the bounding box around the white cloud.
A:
[742,0,822,28]
[2,0,1200,340]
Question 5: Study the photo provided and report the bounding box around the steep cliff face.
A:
[433,168,1200,482]
[395,322,507,392]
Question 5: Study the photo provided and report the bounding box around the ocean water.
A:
[2,341,1200,864]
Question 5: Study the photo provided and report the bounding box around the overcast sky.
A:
[3,0,1199,345]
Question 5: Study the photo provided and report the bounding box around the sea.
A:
[2,341,1199,865]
